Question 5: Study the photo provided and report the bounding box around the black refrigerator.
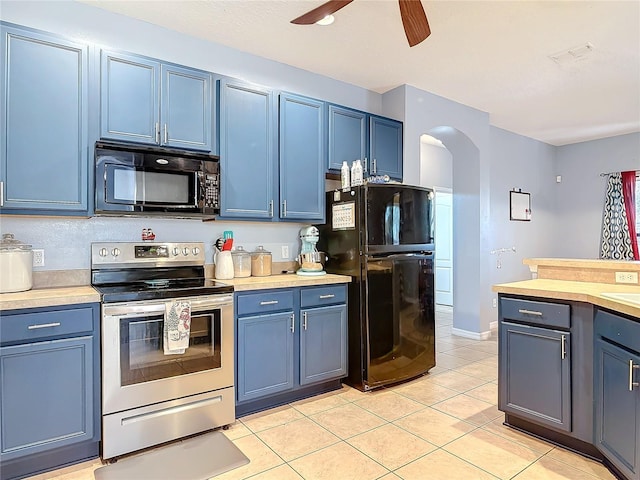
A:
[317,184,436,391]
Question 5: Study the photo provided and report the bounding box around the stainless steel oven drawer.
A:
[101,387,235,459]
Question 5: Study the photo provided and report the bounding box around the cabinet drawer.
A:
[300,285,346,307]
[595,309,640,352]
[236,290,294,316]
[501,297,570,329]
[0,306,95,344]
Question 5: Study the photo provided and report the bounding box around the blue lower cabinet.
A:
[300,304,347,386]
[235,286,348,415]
[236,311,295,403]
[0,303,100,480]
[594,310,640,480]
[499,321,571,432]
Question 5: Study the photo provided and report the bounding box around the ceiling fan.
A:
[291,0,431,47]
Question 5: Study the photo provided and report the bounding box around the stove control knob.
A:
[172,247,180,256]
[182,247,189,256]
[99,247,108,257]
[111,248,120,257]
[192,247,200,256]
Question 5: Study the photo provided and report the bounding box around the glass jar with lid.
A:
[231,246,251,278]
[251,246,272,277]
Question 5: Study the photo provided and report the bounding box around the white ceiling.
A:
[80,0,640,146]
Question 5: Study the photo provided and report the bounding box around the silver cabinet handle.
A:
[282,200,287,217]
[155,122,160,144]
[630,360,639,391]
[28,322,61,330]
[518,309,543,316]
[319,294,335,299]
[269,200,274,218]
[290,313,295,333]
[259,300,278,306]
[0,181,4,207]
[373,158,377,174]
[363,157,368,173]
[163,124,168,144]
[303,311,308,330]
[561,335,566,360]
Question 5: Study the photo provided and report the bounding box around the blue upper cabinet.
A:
[279,93,326,221]
[161,64,212,151]
[369,115,403,180]
[0,24,89,214]
[101,50,213,152]
[327,105,367,172]
[218,79,276,219]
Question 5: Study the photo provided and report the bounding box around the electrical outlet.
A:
[33,249,45,267]
[492,298,497,308]
[281,245,289,260]
[615,271,639,284]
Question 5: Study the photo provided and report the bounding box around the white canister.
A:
[214,251,234,280]
[0,233,33,293]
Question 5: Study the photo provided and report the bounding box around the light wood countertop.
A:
[0,274,351,311]
[524,258,640,271]
[0,286,100,312]
[219,273,351,292]
[493,279,640,318]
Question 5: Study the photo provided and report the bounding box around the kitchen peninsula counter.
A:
[492,278,640,318]
[0,286,100,311]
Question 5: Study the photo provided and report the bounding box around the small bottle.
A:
[355,159,363,186]
[341,161,350,191]
[351,160,358,186]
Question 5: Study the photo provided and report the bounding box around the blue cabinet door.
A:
[327,105,367,172]
[236,311,294,403]
[161,65,213,151]
[0,25,88,212]
[300,304,347,386]
[595,338,640,480]
[499,322,571,432]
[279,93,325,221]
[369,116,403,180]
[100,50,160,144]
[219,80,275,219]
[0,336,94,461]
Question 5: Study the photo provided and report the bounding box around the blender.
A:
[296,226,326,276]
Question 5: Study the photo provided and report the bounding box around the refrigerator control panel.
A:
[332,202,356,230]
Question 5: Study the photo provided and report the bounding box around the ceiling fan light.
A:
[316,14,335,26]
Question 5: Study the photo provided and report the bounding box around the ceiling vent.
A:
[549,42,595,65]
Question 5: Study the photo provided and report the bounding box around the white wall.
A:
[554,132,640,258]
[488,127,558,288]
[420,136,453,189]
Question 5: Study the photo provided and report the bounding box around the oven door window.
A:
[120,311,221,386]
[106,164,193,206]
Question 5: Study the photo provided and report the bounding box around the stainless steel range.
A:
[91,242,235,459]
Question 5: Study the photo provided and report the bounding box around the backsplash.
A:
[1,216,306,271]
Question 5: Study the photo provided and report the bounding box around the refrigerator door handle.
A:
[368,252,433,260]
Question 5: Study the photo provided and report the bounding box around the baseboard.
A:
[451,327,492,340]
[490,321,498,331]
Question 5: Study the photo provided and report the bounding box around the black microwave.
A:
[95,142,220,218]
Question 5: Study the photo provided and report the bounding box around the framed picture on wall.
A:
[510,190,531,221]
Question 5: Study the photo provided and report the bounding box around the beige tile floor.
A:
[31,306,616,480]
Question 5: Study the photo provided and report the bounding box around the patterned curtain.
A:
[600,173,635,260]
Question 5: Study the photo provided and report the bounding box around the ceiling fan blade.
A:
[291,0,354,25]
[398,0,431,47]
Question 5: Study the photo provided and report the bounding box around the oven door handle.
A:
[102,295,234,317]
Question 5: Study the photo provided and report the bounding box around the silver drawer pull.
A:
[28,322,61,330]
[629,360,639,391]
[319,294,335,299]
[518,309,543,316]
[260,300,279,306]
